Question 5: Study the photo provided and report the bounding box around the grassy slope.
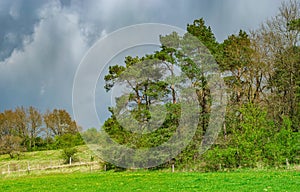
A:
[0,145,102,175]
[0,145,88,165]
[0,145,99,162]
[0,170,299,192]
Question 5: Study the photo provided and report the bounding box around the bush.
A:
[53,133,84,149]
[61,147,78,164]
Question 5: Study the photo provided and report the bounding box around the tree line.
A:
[0,106,83,158]
[99,1,299,170]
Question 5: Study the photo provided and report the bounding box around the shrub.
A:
[61,147,78,164]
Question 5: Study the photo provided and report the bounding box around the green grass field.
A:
[0,170,299,192]
[0,146,299,191]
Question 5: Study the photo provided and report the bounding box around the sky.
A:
[0,0,285,129]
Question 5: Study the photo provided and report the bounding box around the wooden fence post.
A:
[27,162,30,174]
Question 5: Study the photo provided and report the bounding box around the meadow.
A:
[0,169,299,192]
[0,145,299,191]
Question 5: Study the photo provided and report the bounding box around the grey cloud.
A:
[206,0,283,40]
[0,0,88,112]
[0,0,49,61]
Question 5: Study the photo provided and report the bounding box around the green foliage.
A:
[61,147,78,164]
[81,128,102,144]
[187,18,219,56]
[55,134,82,150]
[203,104,299,171]
[233,104,272,167]
[101,7,300,171]
[270,46,300,132]
[265,117,300,165]
[288,18,300,31]
[102,103,180,149]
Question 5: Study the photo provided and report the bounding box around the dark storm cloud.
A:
[0,0,88,111]
[0,0,49,61]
